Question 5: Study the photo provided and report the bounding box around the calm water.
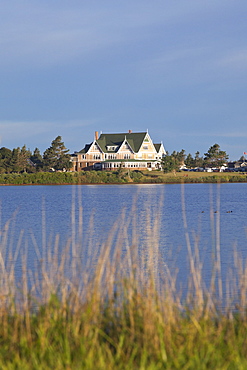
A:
[0,183,247,295]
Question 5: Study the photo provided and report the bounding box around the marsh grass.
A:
[0,170,247,185]
[0,188,247,368]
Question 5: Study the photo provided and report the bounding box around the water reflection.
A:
[0,183,247,302]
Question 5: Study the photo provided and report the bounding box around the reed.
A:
[0,189,247,369]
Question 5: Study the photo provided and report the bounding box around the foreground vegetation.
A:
[0,169,247,185]
[0,200,247,369]
[1,275,247,369]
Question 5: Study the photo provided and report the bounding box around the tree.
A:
[184,151,205,169]
[10,147,21,173]
[194,151,204,168]
[204,144,229,168]
[43,136,71,171]
[184,153,194,169]
[20,145,32,172]
[30,148,43,171]
[9,145,32,173]
[176,149,186,165]
[0,147,12,173]
[161,150,185,173]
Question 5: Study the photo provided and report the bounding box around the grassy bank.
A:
[0,170,247,185]
[0,203,247,369]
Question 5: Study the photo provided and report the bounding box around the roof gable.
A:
[118,139,134,153]
[79,140,103,154]
[154,143,166,154]
[88,140,103,153]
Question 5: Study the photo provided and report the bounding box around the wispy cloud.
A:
[0,1,246,160]
[217,49,247,71]
[0,2,164,69]
[0,1,231,70]
[0,119,95,150]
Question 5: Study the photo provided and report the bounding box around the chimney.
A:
[95,131,99,140]
[128,130,132,134]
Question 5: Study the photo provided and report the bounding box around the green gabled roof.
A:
[96,132,147,153]
[79,143,93,153]
[154,144,161,153]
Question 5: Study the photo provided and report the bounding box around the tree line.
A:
[162,144,230,173]
[0,139,235,175]
[0,136,71,174]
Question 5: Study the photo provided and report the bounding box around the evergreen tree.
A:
[184,153,194,169]
[0,147,12,173]
[176,149,186,165]
[30,148,43,171]
[194,151,204,168]
[10,145,31,173]
[10,147,21,173]
[43,136,71,171]
[204,144,229,168]
[20,145,32,172]
[161,150,185,173]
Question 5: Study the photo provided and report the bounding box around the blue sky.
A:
[0,1,247,160]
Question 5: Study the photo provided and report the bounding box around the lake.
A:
[0,183,247,300]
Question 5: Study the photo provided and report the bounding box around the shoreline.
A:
[0,170,247,185]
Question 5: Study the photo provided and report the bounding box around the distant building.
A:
[71,130,166,171]
[227,160,247,171]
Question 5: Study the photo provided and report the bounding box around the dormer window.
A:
[107,146,117,151]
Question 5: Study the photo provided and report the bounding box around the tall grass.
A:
[0,188,247,368]
[0,170,247,185]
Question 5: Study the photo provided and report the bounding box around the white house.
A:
[71,130,166,171]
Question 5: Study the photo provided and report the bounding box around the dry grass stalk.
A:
[0,186,246,368]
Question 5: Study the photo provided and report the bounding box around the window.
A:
[107,146,117,151]
[124,154,130,159]
[143,146,148,150]
[93,154,101,160]
[108,154,116,159]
